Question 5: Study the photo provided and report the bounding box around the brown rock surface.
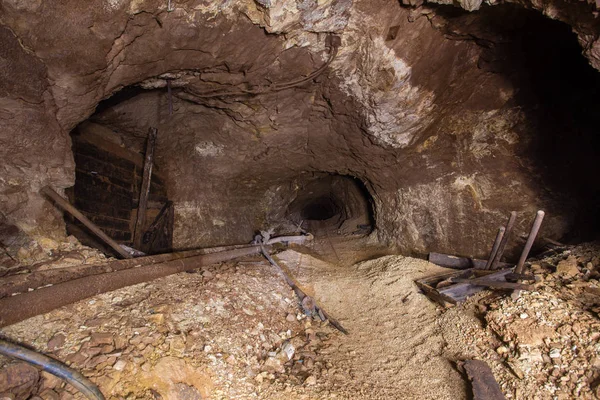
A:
[0,0,599,257]
[0,362,39,399]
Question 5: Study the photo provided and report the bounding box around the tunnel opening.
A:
[300,196,341,221]
[52,3,600,257]
[286,174,375,237]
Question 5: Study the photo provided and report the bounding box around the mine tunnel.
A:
[1,1,600,399]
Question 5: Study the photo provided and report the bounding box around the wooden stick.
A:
[490,211,517,270]
[41,186,132,259]
[484,227,505,270]
[143,201,173,244]
[515,210,545,274]
[133,127,157,250]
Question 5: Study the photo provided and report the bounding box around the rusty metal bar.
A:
[133,127,157,250]
[41,186,132,259]
[515,210,545,274]
[0,243,255,299]
[484,227,505,270]
[490,211,517,270]
[0,245,265,328]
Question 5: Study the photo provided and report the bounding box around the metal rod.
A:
[451,278,533,291]
[490,211,517,270]
[0,245,266,328]
[515,210,545,274]
[484,227,505,270]
[0,339,105,400]
[133,127,157,250]
[260,246,348,334]
[41,186,132,259]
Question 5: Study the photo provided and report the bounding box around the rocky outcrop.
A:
[1,0,599,257]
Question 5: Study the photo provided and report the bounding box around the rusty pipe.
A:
[0,245,266,328]
[0,243,258,299]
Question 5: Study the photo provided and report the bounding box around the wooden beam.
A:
[460,360,506,400]
[133,127,157,250]
[489,211,517,270]
[41,186,132,259]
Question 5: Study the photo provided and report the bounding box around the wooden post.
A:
[41,186,133,259]
[489,211,517,270]
[133,127,158,250]
[484,227,505,270]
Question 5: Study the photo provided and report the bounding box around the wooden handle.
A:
[41,186,133,259]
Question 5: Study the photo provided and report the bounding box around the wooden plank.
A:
[415,280,457,306]
[74,140,137,171]
[439,269,512,303]
[74,122,166,181]
[74,153,135,184]
[41,186,132,259]
[451,278,533,291]
[75,199,131,220]
[133,127,157,250]
[79,213,131,232]
[460,360,506,400]
[74,171,133,200]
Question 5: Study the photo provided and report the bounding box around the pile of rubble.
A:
[442,242,600,399]
[0,247,341,399]
[0,234,111,278]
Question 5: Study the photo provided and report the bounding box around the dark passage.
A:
[287,174,374,236]
[301,196,341,221]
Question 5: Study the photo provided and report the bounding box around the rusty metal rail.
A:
[0,243,257,299]
[0,245,266,327]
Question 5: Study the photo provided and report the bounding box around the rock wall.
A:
[1,0,599,257]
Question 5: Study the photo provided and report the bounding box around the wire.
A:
[179,35,341,100]
[0,339,105,400]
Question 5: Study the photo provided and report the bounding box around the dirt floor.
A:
[1,234,599,399]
